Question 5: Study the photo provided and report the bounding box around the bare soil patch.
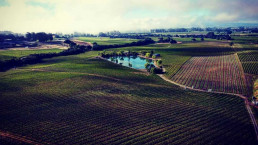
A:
[0,44,68,51]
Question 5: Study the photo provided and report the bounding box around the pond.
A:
[106,56,154,69]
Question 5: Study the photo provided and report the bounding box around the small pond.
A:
[106,56,154,69]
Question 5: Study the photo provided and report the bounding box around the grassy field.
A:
[75,37,139,45]
[150,36,222,42]
[152,31,210,35]
[0,48,63,61]
[0,51,257,144]
[232,36,258,44]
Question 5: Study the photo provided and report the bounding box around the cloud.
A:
[0,0,257,33]
[210,13,239,22]
[0,0,9,7]
[25,0,55,11]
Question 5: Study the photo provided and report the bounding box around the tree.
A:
[201,38,204,41]
[48,34,53,41]
[206,32,215,38]
[192,38,196,41]
[36,32,49,42]
[229,42,234,46]
[31,32,37,41]
[98,32,107,37]
[158,37,164,43]
[145,63,150,69]
[157,60,162,66]
[92,42,98,50]
[150,67,156,74]
[170,39,177,44]
[26,32,32,41]
[150,50,154,55]
[145,53,151,58]
[140,51,147,56]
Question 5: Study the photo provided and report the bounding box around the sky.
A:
[0,0,258,34]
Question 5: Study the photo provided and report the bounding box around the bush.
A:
[145,63,150,69]
[170,39,177,44]
[152,55,156,59]
[150,67,163,74]
[157,60,162,65]
[140,51,147,56]
[145,53,151,58]
[150,67,156,74]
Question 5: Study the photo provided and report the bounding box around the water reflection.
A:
[107,56,153,69]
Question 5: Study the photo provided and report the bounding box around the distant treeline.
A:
[109,35,145,39]
[25,32,53,42]
[150,27,258,33]
[0,32,53,42]
[157,32,232,41]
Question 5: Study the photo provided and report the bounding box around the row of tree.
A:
[151,27,258,33]
[99,50,138,58]
[157,37,177,44]
[0,34,25,42]
[0,41,92,71]
[0,32,53,42]
[206,32,232,40]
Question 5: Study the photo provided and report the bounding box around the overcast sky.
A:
[0,0,258,33]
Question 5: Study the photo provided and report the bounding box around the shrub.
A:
[157,60,162,65]
[150,67,163,74]
[145,63,150,69]
[170,39,177,44]
[145,53,151,58]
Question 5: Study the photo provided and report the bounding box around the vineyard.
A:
[170,54,248,95]
[0,51,257,144]
[238,50,258,75]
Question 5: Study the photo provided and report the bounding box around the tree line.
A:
[26,32,53,42]
[0,32,53,42]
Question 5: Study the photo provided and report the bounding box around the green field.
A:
[0,37,258,144]
[76,37,139,45]
[152,31,210,35]
[150,36,222,42]
[232,36,258,44]
[0,48,63,61]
